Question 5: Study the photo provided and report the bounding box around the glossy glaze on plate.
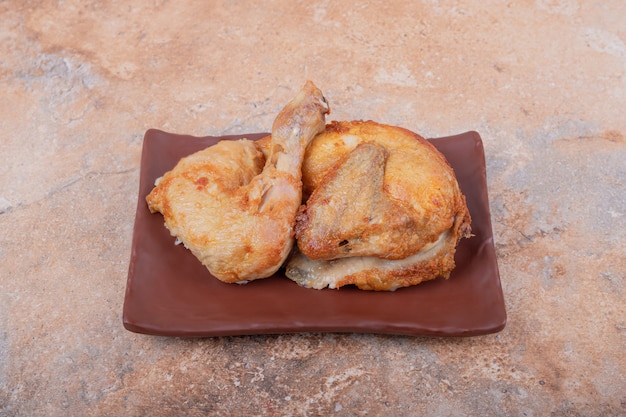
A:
[123,129,506,337]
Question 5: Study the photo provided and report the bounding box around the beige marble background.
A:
[1,1,625,415]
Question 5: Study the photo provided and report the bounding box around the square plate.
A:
[123,129,506,337]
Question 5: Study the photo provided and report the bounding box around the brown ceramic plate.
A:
[123,129,506,337]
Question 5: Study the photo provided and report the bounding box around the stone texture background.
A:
[1,1,625,415]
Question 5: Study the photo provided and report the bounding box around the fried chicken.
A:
[147,81,469,291]
[146,81,329,283]
[285,120,471,291]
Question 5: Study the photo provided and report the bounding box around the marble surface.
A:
[1,1,625,415]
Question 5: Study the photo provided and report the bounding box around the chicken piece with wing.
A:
[286,120,471,291]
[146,81,330,283]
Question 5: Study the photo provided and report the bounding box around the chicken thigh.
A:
[285,120,471,291]
[146,81,330,283]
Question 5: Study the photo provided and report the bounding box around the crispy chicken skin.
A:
[147,81,469,291]
[295,142,425,260]
[285,120,471,291]
[146,81,329,283]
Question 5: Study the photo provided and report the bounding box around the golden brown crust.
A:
[148,84,469,290]
[295,142,429,260]
[146,81,330,283]
[285,120,471,291]
[298,120,470,259]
